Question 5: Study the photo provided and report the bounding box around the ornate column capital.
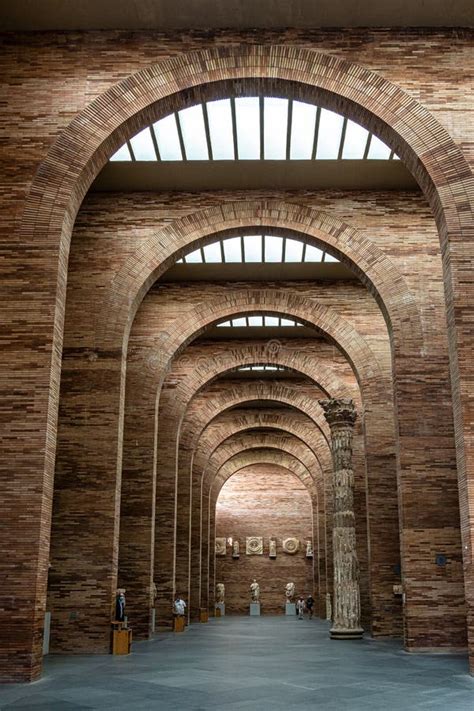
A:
[319,398,357,429]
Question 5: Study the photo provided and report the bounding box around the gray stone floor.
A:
[1,617,473,710]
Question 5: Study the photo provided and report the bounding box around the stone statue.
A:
[115,588,126,622]
[216,583,225,603]
[306,540,313,558]
[250,579,260,602]
[285,582,295,602]
[269,539,277,557]
[232,540,240,558]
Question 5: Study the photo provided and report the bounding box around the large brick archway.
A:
[4,44,474,681]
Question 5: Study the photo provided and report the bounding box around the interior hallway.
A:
[0,617,472,711]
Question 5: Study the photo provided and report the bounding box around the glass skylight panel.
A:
[153,114,183,160]
[232,317,247,327]
[129,127,157,161]
[264,98,288,159]
[316,109,344,159]
[324,252,339,263]
[217,320,232,327]
[207,99,235,160]
[223,237,242,262]
[280,318,295,326]
[264,316,279,326]
[202,242,222,263]
[248,316,263,326]
[184,248,203,263]
[284,239,304,262]
[252,365,265,370]
[264,235,283,262]
[341,120,369,159]
[290,101,317,159]
[243,235,263,262]
[110,143,132,161]
[235,97,260,159]
[178,105,209,160]
[304,245,323,262]
[367,133,392,160]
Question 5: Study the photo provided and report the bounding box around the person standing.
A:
[306,594,315,620]
[296,596,305,620]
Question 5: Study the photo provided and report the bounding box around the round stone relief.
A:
[282,537,299,554]
[246,536,263,555]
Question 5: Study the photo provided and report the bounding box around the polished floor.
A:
[1,616,473,710]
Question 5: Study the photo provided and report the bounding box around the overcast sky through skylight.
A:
[111,96,397,163]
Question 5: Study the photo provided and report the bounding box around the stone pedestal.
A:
[216,602,225,617]
[285,602,296,616]
[250,603,261,616]
[320,398,363,640]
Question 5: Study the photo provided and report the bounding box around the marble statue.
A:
[250,579,260,602]
[269,539,277,558]
[216,583,225,603]
[285,582,295,602]
[306,540,313,558]
[232,540,240,558]
[115,589,126,622]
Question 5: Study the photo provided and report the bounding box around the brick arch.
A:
[210,454,318,610]
[183,406,334,620]
[138,289,386,390]
[159,339,357,427]
[8,44,473,681]
[104,203,422,353]
[208,448,320,612]
[151,381,334,619]
[208,432,322,500]
[192,406,333,482]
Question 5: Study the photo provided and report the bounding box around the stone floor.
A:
[1,617,473,710]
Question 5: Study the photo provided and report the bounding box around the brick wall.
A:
[215,464,314,615]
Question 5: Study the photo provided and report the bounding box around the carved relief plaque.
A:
[282,537,299,554]
[215,537,227,556]
[246,536,263,555]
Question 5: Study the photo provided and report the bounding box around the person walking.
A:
[296,596,305,620]
[306,594,315,620]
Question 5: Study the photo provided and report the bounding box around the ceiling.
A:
[4,0,472,30]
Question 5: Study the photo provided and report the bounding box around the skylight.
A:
[236,365,287,372]
[217,316,304,328]
[177,234,339,265]
[110,97,397,163]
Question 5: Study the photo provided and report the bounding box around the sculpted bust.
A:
[285,582,295,602]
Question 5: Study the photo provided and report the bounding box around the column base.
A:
[330,627,364,640]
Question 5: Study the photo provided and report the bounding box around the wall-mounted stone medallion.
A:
[246,536,263,555]
[282,537,299,554]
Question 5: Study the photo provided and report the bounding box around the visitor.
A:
[296,596,305,620]
[306,594,315,620]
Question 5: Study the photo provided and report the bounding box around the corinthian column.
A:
[319,398,363,640]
